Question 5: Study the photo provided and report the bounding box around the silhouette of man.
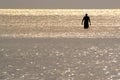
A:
[81,14,91,29]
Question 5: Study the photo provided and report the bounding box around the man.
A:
[81,14,91,29]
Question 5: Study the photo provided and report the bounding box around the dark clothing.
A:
[82,15,90,29]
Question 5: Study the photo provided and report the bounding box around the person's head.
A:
[85,14,88,16]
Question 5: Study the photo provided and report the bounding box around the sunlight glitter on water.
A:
[0,9,120,16]
[0,9,120,38]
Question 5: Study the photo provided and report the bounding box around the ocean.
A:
[1,9,120,80]
[0,9,120,38]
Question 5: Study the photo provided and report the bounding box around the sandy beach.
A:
[0,38,120,80]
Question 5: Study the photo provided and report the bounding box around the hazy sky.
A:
[0,0,120,9]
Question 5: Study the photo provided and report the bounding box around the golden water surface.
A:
[0,9,120,38]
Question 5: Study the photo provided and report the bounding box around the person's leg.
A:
[84,24,89,29]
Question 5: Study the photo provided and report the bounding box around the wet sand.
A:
[0,38,120,80]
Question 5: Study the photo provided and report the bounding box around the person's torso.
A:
[84,16,89,23]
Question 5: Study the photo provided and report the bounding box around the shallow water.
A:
[0,9,120,38]
[0,38,120,80]
[1,38,120,80]
[1,9,120,80]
